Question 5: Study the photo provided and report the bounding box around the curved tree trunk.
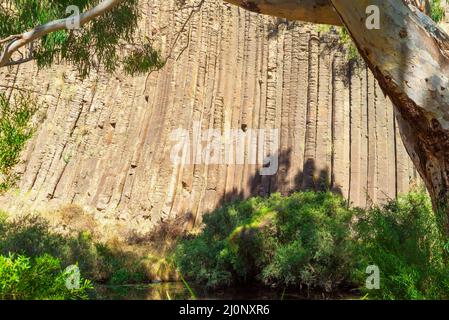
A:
[331,0,449,230]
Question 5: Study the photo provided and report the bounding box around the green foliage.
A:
[0,1,165,77]
[354,191,449,300]
[0,92,36,192]
[174,192,358,291]
[108,268,144,285]
[0,213,151,286]
[430,0,446,23]
[336,27,359,61]
[175,190,449,299]
[261,193,356,290]
[123,39,165,76]
[94,242,146,285]
[179,270,197,300]
[315,24,332,34]
[0,253,92,300]
[319,0,447,62]
[316,25,360,62]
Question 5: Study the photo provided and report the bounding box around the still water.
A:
[94,282,358,300]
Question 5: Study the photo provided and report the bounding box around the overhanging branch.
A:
[224,0,343,25]
[223,0,432,27]
[0,0,123,68]
[0,0,436,68]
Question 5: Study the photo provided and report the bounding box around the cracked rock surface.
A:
[0,0,419,231]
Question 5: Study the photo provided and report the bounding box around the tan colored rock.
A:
[0,0,419,232]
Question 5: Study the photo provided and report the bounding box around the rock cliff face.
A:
[0,0,419,230]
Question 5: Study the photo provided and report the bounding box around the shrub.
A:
[0,213,153,285]
[175,190,449,299]
[174,192,358,291]
[354,191,449,300]
[0,213,65,258]
[261,192,356,291]
[0,253,92,300]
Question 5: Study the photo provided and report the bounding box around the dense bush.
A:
[0,253,92,300]
[3,189,449,299]
[0,212,153,286]
[175,192,358,292]
[355,191,449,299]
[174,190,449,299]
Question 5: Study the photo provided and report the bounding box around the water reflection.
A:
[94,282,358,300]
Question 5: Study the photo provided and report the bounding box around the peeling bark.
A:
[226,0,449,229]
[330,0,449,229]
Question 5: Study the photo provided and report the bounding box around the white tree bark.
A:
[331,0,449,226]
[0,0,123,67]
[226,0,449,227]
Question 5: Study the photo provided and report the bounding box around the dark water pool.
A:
[94,282,359,300]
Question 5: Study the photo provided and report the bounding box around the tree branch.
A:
[0,0,123,68]
[330,0,449,125]
[1,0,436,68]
[223,0,432,27]
[224,0,343,26]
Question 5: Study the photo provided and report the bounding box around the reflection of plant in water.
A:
[179,270,197,300]
[95,282,195,300]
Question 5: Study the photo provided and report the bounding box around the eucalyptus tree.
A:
[2,0,449,231]
[0,0,164,76]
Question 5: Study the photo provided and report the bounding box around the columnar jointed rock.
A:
[0,0,418,232]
